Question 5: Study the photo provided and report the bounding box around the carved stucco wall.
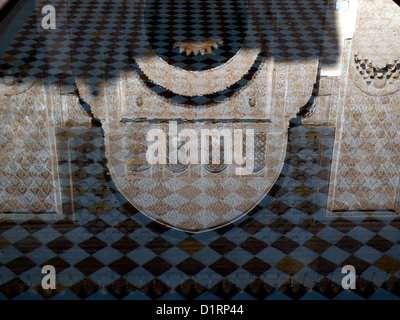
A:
[0,3,90,219]
[0,81,61,218]
[326,0,400,215]
[77,57,319,231]
[0,78,88,219]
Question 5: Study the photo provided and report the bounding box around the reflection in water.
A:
[145,0,248,71]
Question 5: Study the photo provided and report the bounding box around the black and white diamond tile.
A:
[0,0,399,301]
[0,120,398,300]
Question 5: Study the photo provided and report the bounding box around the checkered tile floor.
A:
[0,0,338,99]
[1,0,399,300]
[145,0,248,71]
[0,121,399,300]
